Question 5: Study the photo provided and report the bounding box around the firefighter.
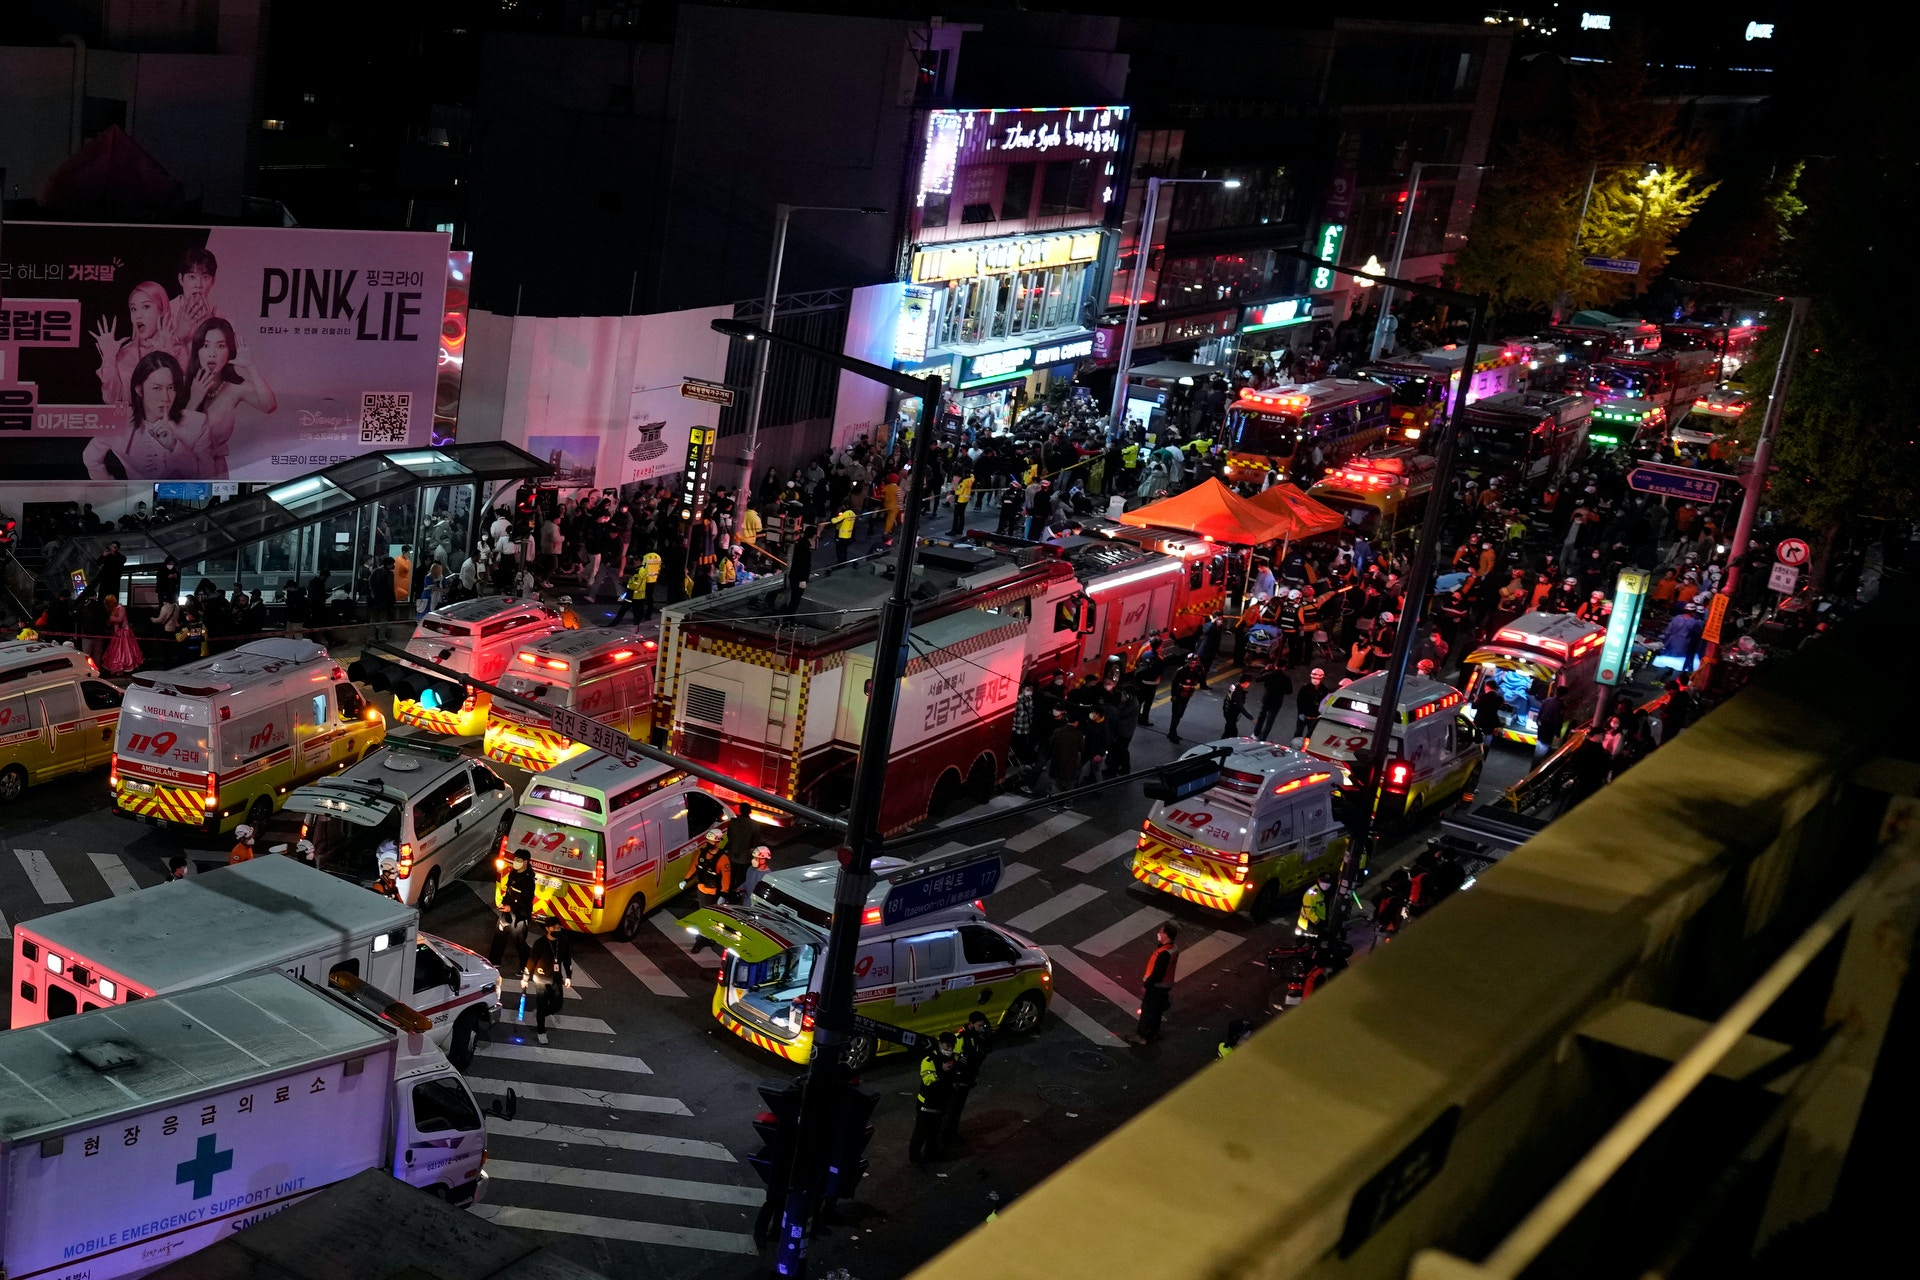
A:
[1130,923,1179,1044]
[639,545,663,620]
[688,840,734,955]
[943,1011,994,1146]
[373,841,402,899]
[1276,588,1304,665]
[229,824,256,865]
[910,1033,958,1164]
[1576,590,1607,623]
[558,595,582,629]
[1165,658,1204,745]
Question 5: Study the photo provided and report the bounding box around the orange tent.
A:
[1244,482,1346,541]
[1117,478,1299,545]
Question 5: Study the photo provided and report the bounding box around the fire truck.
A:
[652,542,1083,833]
[1364,344,1531,442]
[1307,448,1437,545]
[1221,379,1392,484]
[1660,319,1762,379]
[1583,348,1721,422]
[1461,390,1592,483]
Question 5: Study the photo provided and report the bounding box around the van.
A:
[495,749,731,939]
[1303,672,1486,824]
[112,638,386,835]
[484,627,658,771]
[267,740,518,910]
[1461,611,1607,744]
[685,858,1052,1069]
[398,596,565,736]
[1130,740,1349,919]
[0,640,122,802]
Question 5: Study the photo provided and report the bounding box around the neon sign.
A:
[1311,224,1346,290]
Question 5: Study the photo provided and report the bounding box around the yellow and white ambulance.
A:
[484,627,657,771]
[1130,740,1348,919]
[495,750,730,939]
[398,596,564,736]
[112,638,386,835]
[0,641,123,803]
[1303,671,1485,825]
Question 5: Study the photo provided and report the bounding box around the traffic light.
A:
[822,1083,878,1208]
[749,1078,804,1244]
[1144,751,1224,802]
[347,651,467,710]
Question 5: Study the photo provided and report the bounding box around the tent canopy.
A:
[1126,360,1227,382]
[1244,482,1345,541]
[1118,478,1302,545]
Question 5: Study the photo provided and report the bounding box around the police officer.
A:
[943,1012,993,1146]
[1130,923,1179,1044]
[1297,876,1330,938]
[491,851,536,978]
[1166,658,1203,745]
[688,840,734,955]
[910,1032,957,1164]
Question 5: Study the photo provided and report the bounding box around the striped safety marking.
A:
[787,668,810,799]
[397,699,479,735]
[484,720,583,773]
[716,1001,808,1063]
[694,636,796,671]
[118,782,205,826]
[1130,826,1245,913]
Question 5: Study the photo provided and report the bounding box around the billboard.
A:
[0,223,452,481]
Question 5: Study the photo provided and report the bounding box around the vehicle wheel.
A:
[1251,879,1283,922]
[967,753,997,801]
[247,794,273,830]
[615,894,647,942]
[927,769,964,817]
[1004,991,1045,1036]
[447,1008,482,1070]
[842,1033,876,1073]
[0,765,26,804]
[418,868,442,912]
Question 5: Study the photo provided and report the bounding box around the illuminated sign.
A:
[959,346,1035,387]
[1581,12,1611,29]
[680,425,717,519]
[918,113,963,203]
[1033,337,1094,365]
[1744,20,1774,39]
[1243,297,1315,332]
[911,231,1103,284]
[1311,224,1346,291]
[895,286,935,362]
[917,107,1132,211]
[1595,569,1649,686]
[1164,309,1239,343]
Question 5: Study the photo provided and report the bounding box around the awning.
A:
[1242,483,1345,541]
[1126,360,1227,382]
[1118,478,1300,545]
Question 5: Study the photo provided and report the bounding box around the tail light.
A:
[110,760,119,789]
[593,858,605,904]
[203,773,218,810]
[860,906,882,926]
[799,992,818,1032]
[396,843,414,877]
[1385,761,1412,793]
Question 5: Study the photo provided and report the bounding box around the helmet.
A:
[1564,577,1578,588]
[1590,591,1604,601]
[234,825,254,842]
[295,839,315,859]
[560,595,573,605]
[376,839,400,870]
[1287,588,1301,601]
[1379,611,1396,624]
[1310,668,1326,682]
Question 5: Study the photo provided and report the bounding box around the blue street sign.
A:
[1627,463,1724,504]
[1581,255,1642,275]
[880,849,1003,925]
[1596,569,1650,687]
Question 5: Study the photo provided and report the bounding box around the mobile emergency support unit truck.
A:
[112,638,386,834]
[684,854,1052,1070]
[1222,379,1393,484]
[1461,390,1592,483]
[12,855,499,1066]
[1129,740,1348,919]
[484,627,657,771]
[1461,611,1608,744]
[1304,672,1486,825]
[496,750,730,939]
[0,639,122,802]
[398,596,565,736]
[0,972,490,1280]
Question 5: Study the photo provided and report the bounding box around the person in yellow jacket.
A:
[740,506,762,564]
[1216,1019,1252,1059]
[948,474,974,536]
[879,476,901,537]
[832,506,857,562]
[639,548,662,621]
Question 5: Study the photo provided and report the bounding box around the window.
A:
[1054,599,1080,633]
[684,791,727,840]
[82,681,122,712]
[901,931,956,979]
[469,762,509,798]
[413,770,475,838]
[335,682,366,719]
[46,984,77,1019]
[1001,163,1035,220]
[960,925,1019,965]
[414,942,453,994]
[21,941,37,961]
[412,1077,483,1134]
[34,684,81,728]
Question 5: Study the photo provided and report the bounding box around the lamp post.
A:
[1108,175,1240,436]
[1369,162,1488,361]
[733,203,884,541]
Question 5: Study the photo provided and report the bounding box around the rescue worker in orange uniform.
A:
[1130,922,1179,1044]
[688,841,734,956]
[229,824,256,864]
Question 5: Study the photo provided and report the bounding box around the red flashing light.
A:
[612,650,636,662]
[860,905,882,926]
[1273,771,1333,796]
[1385,761,1412,792]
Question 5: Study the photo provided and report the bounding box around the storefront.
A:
[1234,295,1323,366]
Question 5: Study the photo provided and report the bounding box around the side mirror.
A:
[1075,594,1096,635]
[487,1088,518,1122]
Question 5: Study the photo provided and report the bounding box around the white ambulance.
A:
[484,627,657,771]
[1304,672,1485,826]
[398,596,564,736]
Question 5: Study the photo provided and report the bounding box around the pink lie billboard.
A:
[0,223,462,482]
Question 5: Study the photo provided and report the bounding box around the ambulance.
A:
[495,749,732,940]
[484,627,657,771]
[398,595,565,736]
[1307,448,1436,544]
[112,638,386,835]
[1461,611,1608,744]
[1129,740,1348,920]
[1304,672,1485,825]
[0,640,122,803]
[684,855,1052,1070]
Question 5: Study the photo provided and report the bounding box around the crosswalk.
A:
[5,847,159,919]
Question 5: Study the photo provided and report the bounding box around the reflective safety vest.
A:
[1297,882,1328,933]
[1217,1040,1235,1060]
[832,509,857,539]
[641,551,662,584]
[1122,444,1140,468]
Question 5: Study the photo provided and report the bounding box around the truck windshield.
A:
[1373,372,1436,406]
[505,811,603,870]
[1587,367,1647,398]
[1226,408,1302,459]
[1314,495,1382,535]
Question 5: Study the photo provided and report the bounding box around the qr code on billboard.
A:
[360,392,411,444]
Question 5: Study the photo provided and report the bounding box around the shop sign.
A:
[959,346,1035,387]
[1595,569,1650,686]
[895,286,935,363]
[1243,297,1315,332]
[679,377,735,407]
[1033,337,1093,366]
[679,425,717,519]
[1164,309,1238,344]
[1312,223,1346,291]
[1093,322,1165,363]
[911,231,1103,284]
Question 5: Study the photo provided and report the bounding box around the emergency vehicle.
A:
[113,638,386,835]
[497,750,731,939]
[1547,316,1662,359]
[1584,348,1720,420]
[1588,398,1667,450]
[0,640,122,802]
[684,856,1052,1069]
[1307,448,1436,543]
[1360,360,1453,442]
[1661,319,1761,379]
[397,595,564,736]
[1384,343,1532,430]
[1129,740,1348,919]
[653,543,1082,832]
[1462,390,1592,482]
[1222,379,1392,484]
[1673,387,1749,450]
[1085,522,1236,639]
[1461,611,1608,744]
[484,626,658,770]
[1303,672,1485,825]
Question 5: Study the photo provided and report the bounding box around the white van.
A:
[398,596,564,736]
[1304,672,1485,825]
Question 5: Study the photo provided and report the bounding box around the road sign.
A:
[680,377,736,407]
[1627,462,1724,504]
[1581,255,1643,275]
[880,845,1004,926]
[549,707,635,761]
[1768,562,1800,595]
[850,1013,926,1049]
[1702,591,1730,645]
[1775,538,1810,567]
[1595,569,1650,686]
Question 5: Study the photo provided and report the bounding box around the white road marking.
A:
[493,1008,616,1035]
[471,1204,756,1255]
[87,853,142,897]
[1005,884,1105,934]
[1044,946,1140,1019]
[1048,993,1126,1047]
[1065,831,1141,874]
[1003,810,1090,852]
[650,910,699,955]
[1176,930,1248,982]
[985,792,1026,810]
[473,1041,652,1074]
[566,960,601,989]
[603,940,688,999]
[13,850,71,904]
[1073,906,1172,958]
[487,1160,761,1206]
[0,908,10,939]
[486,1117,735,1163]
[465,1078,691,1116]
[999,862,1040,889]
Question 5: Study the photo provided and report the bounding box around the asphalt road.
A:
[0,669,1530,1280]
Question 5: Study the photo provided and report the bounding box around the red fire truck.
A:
[1660,319,1762,379]
[652,542,1083,833]
[1583,348,1720,420]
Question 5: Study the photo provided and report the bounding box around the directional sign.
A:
[880,844,1004,926]
[850,1013,926,1049]
[1768,562,1800,595]
[1775,538,1810,567]
[1581,255,1642,275]
[1627,462,1724,504]
[680,377,736,408]
[549,707,635,762]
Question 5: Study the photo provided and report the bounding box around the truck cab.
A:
[1304,673,1486,824]
[1307,448,1436,545]
[399,596,564,736]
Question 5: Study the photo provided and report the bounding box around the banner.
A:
[0,222,452,482]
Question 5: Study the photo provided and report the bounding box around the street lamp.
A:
[733,203,885,541]
[1108,175,1241,435]
[1369,161,1490,361]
